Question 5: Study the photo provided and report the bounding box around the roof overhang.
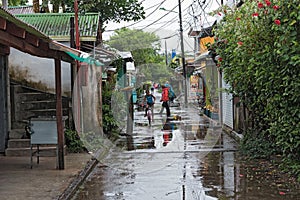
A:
[0,7,88,63]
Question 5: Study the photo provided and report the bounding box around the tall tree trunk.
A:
[61,1,66,12]
[33,0,39,13]
[51,0,60,13]
[52,2,59,13]
[41,0,50,13]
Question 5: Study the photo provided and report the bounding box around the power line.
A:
[125,0,168,28]
[139,0,185,30]
[105,0,168,31]
[150,1,191,34]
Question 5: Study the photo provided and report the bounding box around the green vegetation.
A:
[212,0,300,178]
[79,0,145,29]
[64,128,86,153]
[106,28,160,53]
[102,73,126,137]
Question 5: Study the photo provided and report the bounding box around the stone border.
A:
[57,158,99,200]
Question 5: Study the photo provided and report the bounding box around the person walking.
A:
[143,90,156,120]
[159,85,171,117]
[165,81,176,103]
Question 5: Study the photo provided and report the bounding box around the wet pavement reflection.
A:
[73,100,300,200]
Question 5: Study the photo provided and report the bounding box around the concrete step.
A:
[7,139,30,148]
[20,100,69,111]
[16,92,56,102]
[9,129,25,139]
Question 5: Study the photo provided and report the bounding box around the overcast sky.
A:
[103,0,225,52]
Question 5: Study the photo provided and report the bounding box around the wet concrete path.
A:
[73,95,300,199]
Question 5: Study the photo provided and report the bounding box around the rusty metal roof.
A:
[8,5,34,14]
[16,13,99,42]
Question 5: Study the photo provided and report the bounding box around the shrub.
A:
[64,129,86,153]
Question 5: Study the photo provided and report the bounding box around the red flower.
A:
[236,17,241,20]
[218,57,223,62]
[237,41,243,46]
[274,19,281,25]
[218,12,222,16]
[252,13,259,17]
[273,5,279,10]
[279,191,286,195]
[258,2,264,8]
[265,0,271,6]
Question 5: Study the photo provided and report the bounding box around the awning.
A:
[194,51,211,62]
[49,41,103,66]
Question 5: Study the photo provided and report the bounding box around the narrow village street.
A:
[73,90,300,200]
[0,1,299,200]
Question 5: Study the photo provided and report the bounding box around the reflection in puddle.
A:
[117,116,182,151]
[75,107,300,200]
[161,118,176,147]
[162,131,172,146]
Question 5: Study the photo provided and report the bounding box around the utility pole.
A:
[74,0,80,51]
[165,40,168,66]
[178,0,188,105]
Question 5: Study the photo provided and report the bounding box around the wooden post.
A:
[55,59,65,170]
[69,16,76,130]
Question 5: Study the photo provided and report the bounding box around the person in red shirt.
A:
[159,85,171,117]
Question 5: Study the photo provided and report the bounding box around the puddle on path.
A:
[74,149,300,200]
[73,107,300,200]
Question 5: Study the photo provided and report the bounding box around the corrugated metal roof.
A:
[8,5,34,14]
[0,7,90,63]
[15,13,99,41]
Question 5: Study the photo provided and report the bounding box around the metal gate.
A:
[222,76,233,129]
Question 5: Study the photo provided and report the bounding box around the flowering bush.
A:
[213,0,300,177]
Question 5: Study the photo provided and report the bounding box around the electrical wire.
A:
[150,1,191,34]
[139,0,184,30]
[105,0,168,31]
[125,0,168,28]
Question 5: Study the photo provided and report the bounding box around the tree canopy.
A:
[107,28,174,85]
[79,0,145,30]
[107,28,160,52]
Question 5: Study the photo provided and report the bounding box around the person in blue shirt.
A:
[143,90,156,119]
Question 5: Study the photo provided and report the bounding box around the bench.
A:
[30,117,67,168]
